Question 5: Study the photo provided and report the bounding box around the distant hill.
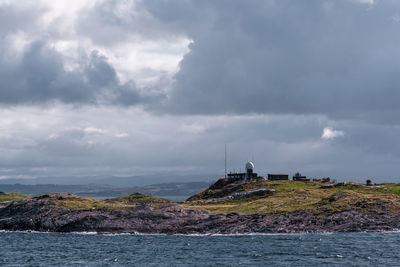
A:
[0,174,218,187]
[0,182,211,202]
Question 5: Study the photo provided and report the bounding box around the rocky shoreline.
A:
[0,194,399,234]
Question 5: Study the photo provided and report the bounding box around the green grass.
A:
[0,192,30,206]
[106,193,170,205]
[373,183,400,195]
[0,192,172,211]
[54,196,132,211]
[47,193,171,211]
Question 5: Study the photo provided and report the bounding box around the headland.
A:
[0,178,399,234]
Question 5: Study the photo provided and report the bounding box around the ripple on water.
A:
[0,231,399,266]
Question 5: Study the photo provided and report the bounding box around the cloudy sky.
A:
[0,0,399,183]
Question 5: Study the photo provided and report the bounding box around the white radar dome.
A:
[245,161,254,171]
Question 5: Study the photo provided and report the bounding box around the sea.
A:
[0,231,399,266]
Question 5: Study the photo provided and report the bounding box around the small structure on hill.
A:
[322,177,330,183]
[267,174,289,181]
[313,177,331,183]
[293,172,310,181]
[227,161,258,180]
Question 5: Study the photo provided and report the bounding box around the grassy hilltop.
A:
[0,192,171,211]
[0,192,30,207]
[183,179,400,215]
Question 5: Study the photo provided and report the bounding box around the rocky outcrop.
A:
[188,189,275,204]
[0,194,210,233]
[187,178,266,201]
[0,194,399,234]
[228,189,275,200]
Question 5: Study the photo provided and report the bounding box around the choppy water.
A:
[0,231,399,266]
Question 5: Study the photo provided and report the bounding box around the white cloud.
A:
[0,0,189,103]
[115,133,129,138]
[83,127,106,135]
[321,127,345,140]
[356,0,374,4]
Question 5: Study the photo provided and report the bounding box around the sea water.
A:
[0,231,399,266]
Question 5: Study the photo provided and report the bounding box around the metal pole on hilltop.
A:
[225,144,227,178]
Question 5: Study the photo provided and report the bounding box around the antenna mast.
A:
[225,144,227,178]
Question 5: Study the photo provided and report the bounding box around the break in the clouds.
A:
[0,0,399,183]
[0,0,186,106]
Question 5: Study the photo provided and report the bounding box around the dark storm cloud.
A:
[3,0,400,118]
[142,0,400,122]
[0,41,150,105]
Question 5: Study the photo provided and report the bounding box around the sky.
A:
[0,0,399,183]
